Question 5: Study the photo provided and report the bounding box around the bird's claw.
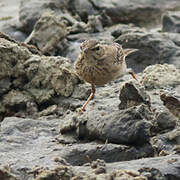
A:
[77,107,86,114]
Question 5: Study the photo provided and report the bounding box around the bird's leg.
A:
[78,84,95,112]
[129,70,138,81]
[126,68,138,81]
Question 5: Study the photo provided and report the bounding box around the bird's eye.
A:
[94,46,100,51]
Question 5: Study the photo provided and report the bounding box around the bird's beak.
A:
[83,47,88,53]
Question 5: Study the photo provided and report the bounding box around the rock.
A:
[139,167,165,180]
[19,0,65,34]
[60,143,153,166]
[0,33,80,117]
[75,104,153,145]
[24,55,79,99]
[109,169,147,180]
[39,105,58,117]
[162,11,180,33]
[119,80,151,110]
[86,15,104,33]
[25,12,68,55]
[151,128,180,154]
[34,166,74,180]
[0,33,31,80]
[1,23,27,42]
[155,107,177,132]
[84,0,180,27]
[0,167,19,180]
[66,0,97,23]
[71,83,91,100]
[115,31,180,72]
[2,90,33,116]
[142,64,180,89]
[160,92,180,119]
[0,78,11,96]
[105,154,180,179]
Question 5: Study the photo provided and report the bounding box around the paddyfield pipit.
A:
[74,40,138,112]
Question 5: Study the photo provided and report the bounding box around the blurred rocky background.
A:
[0,0,180,179]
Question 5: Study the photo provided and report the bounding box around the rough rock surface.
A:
[19,0,65,34]
[0,33,79,119]
[25,12,68,55]
[160,92,180,119]
[119,80,151,109]
[115,32,180,72]
[142,64,180,90]
[1,0,180,179]
[61,104,153,145]
[162,11,180,33]
[68,0,180,27]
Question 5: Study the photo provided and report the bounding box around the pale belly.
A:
[77,63,127,86]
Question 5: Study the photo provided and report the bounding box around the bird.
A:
[74,39,138,112]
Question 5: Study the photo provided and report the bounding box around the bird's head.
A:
[80,40,104,60]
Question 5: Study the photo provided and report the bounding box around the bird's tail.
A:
[123,48,138,57]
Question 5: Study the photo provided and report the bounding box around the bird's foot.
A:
[77,107,86,114]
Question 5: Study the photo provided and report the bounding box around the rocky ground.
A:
[0,0,180,180]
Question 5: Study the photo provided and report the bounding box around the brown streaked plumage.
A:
[74,39,138,112]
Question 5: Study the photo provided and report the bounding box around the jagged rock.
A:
[142,64,180,89]
[151,128,180,155]
[119,80,151,109]
[86,15,104,33]
[139,167,165,180]
[25,12,68,55]
[155,107,177,131]
[73,0,180,27]
[19,0,65,34]
[24,55,79,99]
[115,32,180,72]
[66,0,97,23]
[60,143,153,166]
[2,90,33,116]
[39,105,58,117]
[74,104,153,145]
[160,92,180,119]
[0,167,18,180]
[34,166,74,180]
[0,78,11,96]
[0,35,31,80]
[162,11,180,33]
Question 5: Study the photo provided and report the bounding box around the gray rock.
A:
[0,77,11,96]
[66,0,97,23]
[88,0,180,27]
[2,90,33,115]
[162,11,180,33]
[142,64,180,89]
[60,142,153,166]
[115,31,180,72]
[151,128,180,154]
[160,92,180,119]
[25,12,68,55]
[0,33,80,118]
[0,33,31,80]
[0,116,152,179]
[24,55,79,99]
[19,0,65,34]
[119,80,151,110]
[0,167,18,180]
[75,104,153,145]
[155,107,177,132]
[86,15,104,33]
